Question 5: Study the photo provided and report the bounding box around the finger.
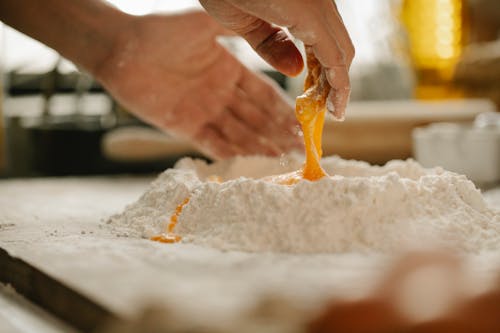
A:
[324,66,351,121]
[310,37,351,119]
[275,123,303,152]
[287,1,354,69]
[266,113,303,153]
[193,125,242,160]
[237,66,294,126]
[327,76,350,121]
[316,1,354,119]
[229,87,294,137]
[229,88,302,153]
[304,28,350,119]
[325,0,355,68]
[228,88,270,132]
[188,10,238,37]
[236,67,302,150]
[214,110,282,156]
[286,1,353,119]
[242,22,304,77]
[213,23,239,38]
[211,7,304,77]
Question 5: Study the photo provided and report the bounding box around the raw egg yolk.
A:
[152,48,332,243]
[150,197,189,243]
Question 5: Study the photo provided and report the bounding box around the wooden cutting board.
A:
[0,177,151,331]
[1,177,499,332]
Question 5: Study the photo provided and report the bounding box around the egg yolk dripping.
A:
[150,197,189,243]
[151,49,332,244]
[268,47,331,185]
[295,47,330,181]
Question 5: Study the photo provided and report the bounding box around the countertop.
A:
[1,176,499,332]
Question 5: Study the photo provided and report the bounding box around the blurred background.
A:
[0,0,498,185]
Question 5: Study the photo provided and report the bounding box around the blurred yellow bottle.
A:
[402,0,468,99]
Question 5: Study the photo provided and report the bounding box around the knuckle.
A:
[233,17,265,36]
[288,21,318,45]
[347,42,355,60]
[334,51,347,66]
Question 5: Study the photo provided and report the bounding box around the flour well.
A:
[109,155,500,253]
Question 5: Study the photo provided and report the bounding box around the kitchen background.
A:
[0,0,498,185]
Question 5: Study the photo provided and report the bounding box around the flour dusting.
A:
[109,155,500,253]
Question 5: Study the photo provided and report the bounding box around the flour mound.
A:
[109,155,500,254]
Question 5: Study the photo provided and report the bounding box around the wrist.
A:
[75,3,134,76]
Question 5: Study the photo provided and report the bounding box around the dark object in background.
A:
[453,0,500,108]
[468,0,500,43]
[454,41,500,108]
[13,115,200,177]
[6,112,204,177]
[28,115,109,175]
[4,60,286,177]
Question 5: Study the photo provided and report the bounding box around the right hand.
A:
[94,11,302,160]
[200,0,355,120]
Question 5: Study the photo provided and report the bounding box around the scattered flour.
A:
[109,155,500,254]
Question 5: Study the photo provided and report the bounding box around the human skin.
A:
[199,0,355,120]
[0,0,302,159]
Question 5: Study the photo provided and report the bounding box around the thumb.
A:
[235,16,304,77]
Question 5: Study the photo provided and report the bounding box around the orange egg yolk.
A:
[152,48,331,243]
[266,47,330,185]
[150,197,189,243]
[297,47,330,181]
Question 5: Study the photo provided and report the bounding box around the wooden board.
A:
[0,247,116,332]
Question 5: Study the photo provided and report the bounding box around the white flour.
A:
[109,155,500,254]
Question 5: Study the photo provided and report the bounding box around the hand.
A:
[94,11,302,159]
[200,0,355,120]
